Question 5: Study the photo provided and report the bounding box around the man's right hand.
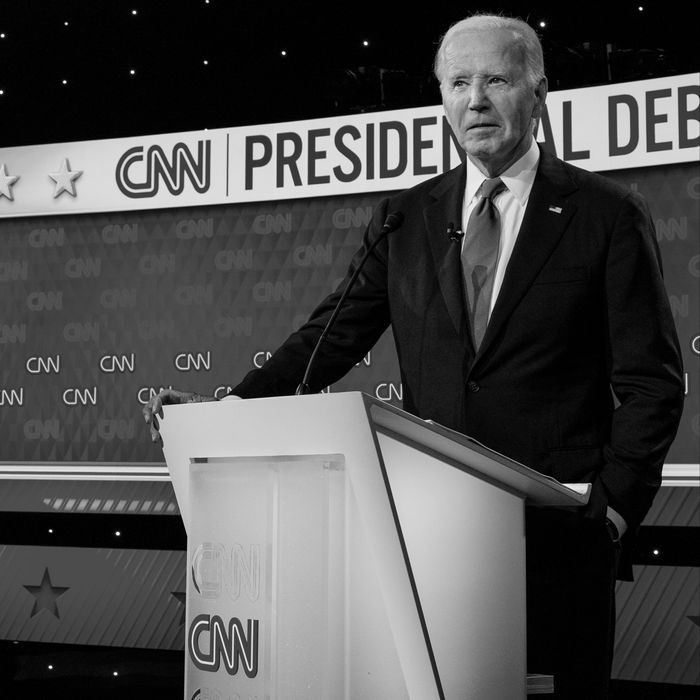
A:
[142,389,218,445]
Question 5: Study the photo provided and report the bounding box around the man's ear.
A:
[532,77,548,120]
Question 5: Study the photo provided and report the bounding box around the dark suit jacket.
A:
[232,146,684,536]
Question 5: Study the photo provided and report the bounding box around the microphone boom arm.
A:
[295,212,403,395]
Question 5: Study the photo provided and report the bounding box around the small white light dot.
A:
[638,5,644,10]
[62,79,68,85]
[129,69,136,76]
[0,89,5,96]
[115,531,121,537]
[280,50,287,57]
[64,21,69,27]
[203,59,209,65]
[48,664,53,670]
[131,9,138,15]
[113,671,119,677]
[362,40,369,47]
[652,548,660,556]
[48,528,53,533]
[0,33,6,39]
[539,21,546,28]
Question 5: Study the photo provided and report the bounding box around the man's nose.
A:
[467,83,489,109]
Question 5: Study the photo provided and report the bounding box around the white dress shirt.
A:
[461,138,540,318]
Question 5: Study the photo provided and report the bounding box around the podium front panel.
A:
[185,454,411,699]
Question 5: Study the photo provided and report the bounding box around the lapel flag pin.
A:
[548,205,563,214]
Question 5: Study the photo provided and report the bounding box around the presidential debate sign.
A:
[1,73,697,215]
[0,73,698,468]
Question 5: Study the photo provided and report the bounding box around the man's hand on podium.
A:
[142,389,220,445]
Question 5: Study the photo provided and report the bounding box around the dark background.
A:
[1,0,697,148]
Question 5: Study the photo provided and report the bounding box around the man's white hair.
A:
[434,14,546,89]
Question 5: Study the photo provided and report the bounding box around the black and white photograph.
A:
[0,2,697,698]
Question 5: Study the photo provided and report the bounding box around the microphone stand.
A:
[295,212,403,395]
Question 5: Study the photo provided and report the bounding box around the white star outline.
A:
[49,158,83,198]
[0,163,20,201]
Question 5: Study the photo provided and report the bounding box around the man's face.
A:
[439,27,547,176]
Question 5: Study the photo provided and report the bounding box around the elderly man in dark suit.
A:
[144,13,683,698]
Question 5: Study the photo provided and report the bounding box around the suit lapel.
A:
[475,149,579,363]
[424,163,470,340]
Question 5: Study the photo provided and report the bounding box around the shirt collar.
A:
[465,139,540,206]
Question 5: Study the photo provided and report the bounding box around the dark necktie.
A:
[461,177,506,349]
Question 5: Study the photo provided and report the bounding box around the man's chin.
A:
[463,139,499,160]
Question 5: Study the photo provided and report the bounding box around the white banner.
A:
[1,73,698,218]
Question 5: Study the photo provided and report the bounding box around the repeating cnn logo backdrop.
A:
[0,165,697,464]
[0,193,401,462]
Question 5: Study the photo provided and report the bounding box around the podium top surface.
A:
[362,393,590,508]
[161,392,589,529]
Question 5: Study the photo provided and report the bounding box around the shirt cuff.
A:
[605,506,627,539]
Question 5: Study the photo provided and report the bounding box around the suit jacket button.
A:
[468,381,480,393]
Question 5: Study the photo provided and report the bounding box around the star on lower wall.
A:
[49,158,82,198]
[0,163,20,201]
[24,567,70,619]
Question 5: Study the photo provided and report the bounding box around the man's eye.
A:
[488,76,506,85]
[453,79,468,88]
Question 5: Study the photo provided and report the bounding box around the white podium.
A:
[160,392,589,700]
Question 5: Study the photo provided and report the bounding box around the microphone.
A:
[447,222,464,242]
[295,211,404,396]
